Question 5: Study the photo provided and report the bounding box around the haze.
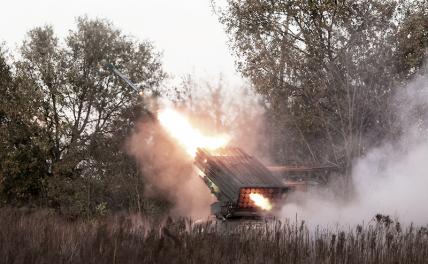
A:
[0,0,241,85]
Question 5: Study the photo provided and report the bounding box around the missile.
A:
[106,63,142,95]
[106,63,156,121]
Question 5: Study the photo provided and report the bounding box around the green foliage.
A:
[396,1,428,77]
[0,17,166,216]
[218,0,428,192]
[0,47,48,205]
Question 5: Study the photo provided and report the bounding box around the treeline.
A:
[1,0,428,216]
[0,17,167,217]
[217,0,428,191]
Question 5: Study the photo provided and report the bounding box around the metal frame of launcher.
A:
[194,147,337,220]
[194,147,288,219]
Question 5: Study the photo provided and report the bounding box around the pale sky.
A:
[0,0,242,86]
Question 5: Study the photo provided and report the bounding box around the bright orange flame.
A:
[249,193,273,211]
[158,108,230,157]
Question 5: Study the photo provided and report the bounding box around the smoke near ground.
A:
[127,118,214,219]
[281,71,428,225]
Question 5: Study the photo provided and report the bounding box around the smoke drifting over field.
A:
[282,72,428,225]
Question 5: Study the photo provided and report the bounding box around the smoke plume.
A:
[126,78,266,219]
[281,71,428,225]
[127,118,214,219]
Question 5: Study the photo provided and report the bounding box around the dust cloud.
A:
[281,72,428,226]
[127,117,215,219]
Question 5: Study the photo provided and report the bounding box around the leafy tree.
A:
[0,46,48,205]
[1,17,166,215]
[396,0,428,78]
[217,0,428,192]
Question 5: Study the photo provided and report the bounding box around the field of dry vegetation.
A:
[0,208,427,264]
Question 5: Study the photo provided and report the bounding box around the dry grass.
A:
[0,208,427,264]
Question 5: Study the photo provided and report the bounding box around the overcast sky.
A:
[0,0,242,86]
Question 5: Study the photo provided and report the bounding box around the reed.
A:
[0,208,427,264]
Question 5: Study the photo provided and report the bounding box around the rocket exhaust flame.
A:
[158,109,279,216]
[249,193,273,211]
[195,148,287,218]
[158,108,230,157]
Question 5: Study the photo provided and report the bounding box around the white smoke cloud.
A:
[127,118,215,219]
[127,78,265,219]
[281,72,428,226]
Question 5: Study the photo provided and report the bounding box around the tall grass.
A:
[0,208,427,263]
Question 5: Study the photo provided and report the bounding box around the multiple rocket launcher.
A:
[195,147,291,219]
[108,64,334,219]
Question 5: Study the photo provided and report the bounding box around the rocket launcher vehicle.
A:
[194,147,291,219]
